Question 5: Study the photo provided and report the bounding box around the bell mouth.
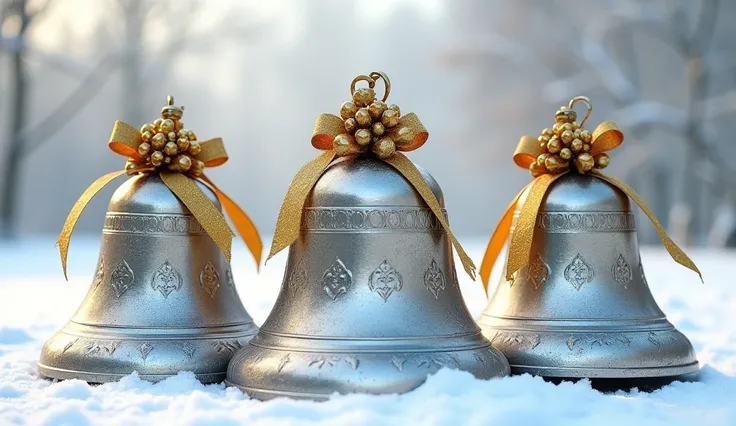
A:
[542,371,700,392]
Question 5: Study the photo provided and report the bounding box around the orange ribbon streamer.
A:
[57,120,262,279]
[268,112,478,280]
[480,120,701,291]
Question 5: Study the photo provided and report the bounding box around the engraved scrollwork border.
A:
[302,207,448,232]
[104,213,206,235]
[536,212,635,232]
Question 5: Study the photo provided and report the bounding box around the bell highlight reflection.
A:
[226,156,509,400]
[478,173,699,381]
[38,175,258,383]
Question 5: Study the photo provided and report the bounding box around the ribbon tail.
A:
[201,174,263,271]
[57,170,127,280]
[479,182,533,291]
[591,170,703,282]
[160,172,235,262]
[505,172,565,280]
[383,153,477,280]
[268,151,337,261]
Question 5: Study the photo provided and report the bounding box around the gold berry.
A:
[137,142,151,157]
[175,155,192,172]
[560,147,572,160]
[537,152,551,166]
[545,155,569,173]
[355,108,372,127]
[150,151,164,166]
[595,153,610,169]
[538,135,550,144]
[571,139,584,153]
[542,128,553,136]
[167,131,177,141]
[395,127,414,145]
[373,137,396,159]
[333,134,353,156]
[340,101,358,120]
[388,104,400,116]
[188,140,201,156]
[583,143,591,152]
[164,142,178,156]
[153,118,163,129]
[177,137,190,152]
[368,101,388,120]
[562,122,573,132]
[580,129,592,143]
[344,118,358,133]
[547,138,562,154]
[372,122,385,137]
[141,131,153,142]
[160,119,174,134]
[575,153,594,173]
[352,88,375,107]
[561,130,574,144]
[529,161,546,177]
[381,109,399,128]
[141,123,154,134]
[355,128,372,146]
[151,133,166,150]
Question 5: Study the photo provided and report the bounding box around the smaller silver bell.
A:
[478,173,698,383]
[38,175,258,383]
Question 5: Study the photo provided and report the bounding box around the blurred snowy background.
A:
[1,0,736,246]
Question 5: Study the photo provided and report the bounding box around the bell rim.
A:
[508,360,699,379]
[37,363,228,384]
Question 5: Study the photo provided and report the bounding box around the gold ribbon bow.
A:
[268,72,477,279]
[479,96,701,290]
[57,96,262,279]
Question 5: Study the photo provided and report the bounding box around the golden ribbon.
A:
[57,120,263,279]
[479,119,702,290]
[268,112,478,280]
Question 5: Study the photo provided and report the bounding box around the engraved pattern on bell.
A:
[525,254,550,290]
[478,173,699,381]
[110,260,134,297]
[321,258,352,301]
[199,261,220,298]
[368,259,403,302]
[150,260,182,298]
[611,254,633,288]
[287,258,308,293]
[564,253,595,290]
[93,257,105,289]
[38,174,259,384]
[423,259,446,299]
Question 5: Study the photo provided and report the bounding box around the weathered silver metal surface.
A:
[38,174,258,383]
[226,156,509,400]
[478,173,699,379]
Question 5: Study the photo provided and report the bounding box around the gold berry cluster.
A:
[128,99,205,177]
[333,86,414,159]
[530,105,610,177]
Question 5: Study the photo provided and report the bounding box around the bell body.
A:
[39,174,258,383]
[478,173,698,379]
[226,156,509,400]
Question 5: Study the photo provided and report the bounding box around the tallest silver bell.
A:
[478,173,699,382]
[226,156,509,400]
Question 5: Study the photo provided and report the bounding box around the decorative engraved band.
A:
[535,212,635,232]
[301,207,448,232]
[104,213,206,235]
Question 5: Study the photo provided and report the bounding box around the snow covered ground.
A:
[0,236,735,425]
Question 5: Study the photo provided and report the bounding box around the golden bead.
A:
[355,108,372,127]
[562,122,573,132]
[561,129,574,144]
[153,118,163,130]
[344,118,358,133]
[529,161,546,177]
[570,138,584,153]
[141,123,154,134]
[160,119,174,134]
[572,121,579,129]
[340,101,359,120]
[333,134,353,156]
[168,131,177,141]
[175,154,192,172]
[137,142,151,157]
[151,133,166,150]
[583,143,591,152]
[537,152,551,166]
[164,141,178,156]
[552,122,562,134]
[178,129,190,138]
[595,153,610,169]
[177,137,190,152]
[542,128,554,137]
[373,137,396,159]
[372,122,385,137]
[125,161,138,173]
[395,126,414,145]
[187,131,197,141]
[150,151,164,167]
[368,101,388,120]
[575,153,594,173]
[580,129,592,143]
[545,154,569,174]
[538,135,550,144]
[381,109,399,128]
[190,159,205,177]
[573,129,581,139]
[352,88,376,107]
[355,128,372,146]
[188,140,201,156]
[141,131,153,142]
[560,147,572,160]
[547,138,563,154]
[388,104,401,116]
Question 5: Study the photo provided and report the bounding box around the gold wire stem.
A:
[569,96,592,127]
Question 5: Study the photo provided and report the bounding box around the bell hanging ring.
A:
[226,156,509,400]
[38,175,258,383]
[478,173,699,385]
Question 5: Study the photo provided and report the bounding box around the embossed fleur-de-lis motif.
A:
[611,254,633,288]
[287,258,308,293]
[525,254,551,290]
[564,253,595,290]
[111,260,134,297]
[492,331,541,349]
[424,259,446,299]
[93,256,105,289]
[647,331,678,348]
[322,258,352,301]
[62,338,79,353]
[566,333,631,351]
[138,342,153,360]
[212,339,242,355]
[306,355,360,370]
[83,340,119,356]
[416,354,459,369]
[150,260,182,298]
[181,342,196,359]
[200,261,220,298]
[391,356,406,372]
[276,353,291,374]
[369,260,403,302]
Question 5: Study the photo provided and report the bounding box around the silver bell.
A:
[38,174,258,383]
[227,156,509,400]
[478,173,698,382]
